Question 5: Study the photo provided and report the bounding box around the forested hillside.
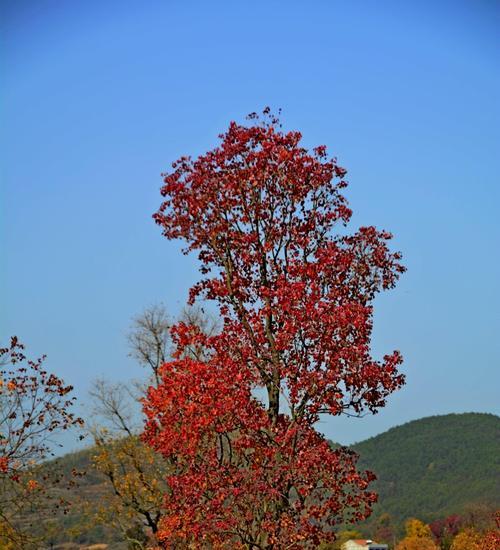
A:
[353,412,500,525]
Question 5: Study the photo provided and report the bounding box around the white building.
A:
[342,540,388,550]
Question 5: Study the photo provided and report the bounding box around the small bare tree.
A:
[127,303,171,386]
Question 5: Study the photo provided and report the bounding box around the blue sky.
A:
[1,0,499,449]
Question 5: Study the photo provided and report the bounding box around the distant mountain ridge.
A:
[352,412,500,524]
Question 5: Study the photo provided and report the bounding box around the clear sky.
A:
[1,0,499,450]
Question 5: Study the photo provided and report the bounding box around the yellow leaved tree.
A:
[449,528,482,550]
[396,518,439,550]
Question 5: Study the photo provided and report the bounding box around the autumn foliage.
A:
[448,512,500,550]
[396,518,439,550]
[143,110,406,547]
[0,337,81,473]
[0,337,83,546]
[430,514,463,549]
[396,537,439,550]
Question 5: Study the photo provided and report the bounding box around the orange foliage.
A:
[396,536,439,550]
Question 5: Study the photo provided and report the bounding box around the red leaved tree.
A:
[143,109,406,548]
[430,514,463,549]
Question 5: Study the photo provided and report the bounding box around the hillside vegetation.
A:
[353,412,500,525]
[34,412,500,547]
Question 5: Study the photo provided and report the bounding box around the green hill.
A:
[352,412,500,525]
